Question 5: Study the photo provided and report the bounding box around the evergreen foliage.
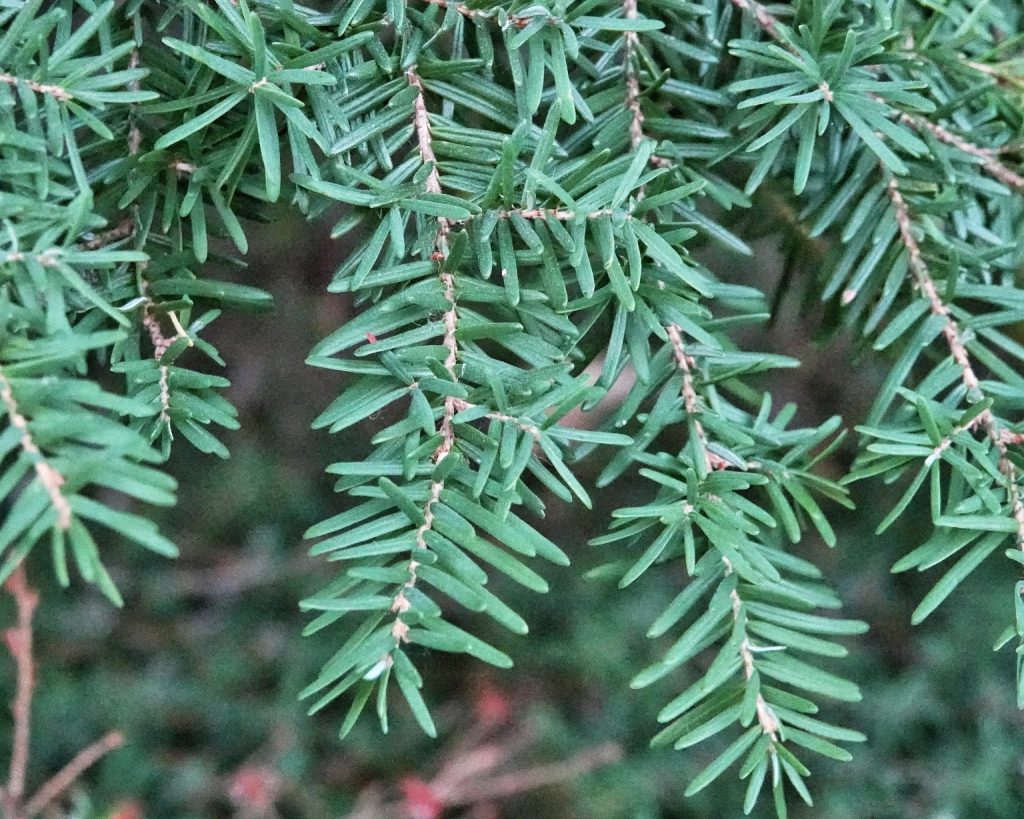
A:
[1,0,1022,813]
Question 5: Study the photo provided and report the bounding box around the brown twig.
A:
[143,308,191,361]
[899,112,1024,190]
[80,218,135,251]
[727,581,779,741]
[407,71,444,211]
[496,207,614,221]
[731,0,785,43]
[443,742,622,806]
[665,325,730,473]
[420,0,539,28]
[22,732,124,819]
[127,46,142,157]
[619,0,669,171]
[388,71,461,647]
[346,732,621,818]
[887,178,1024,547]
[143,307,191,424]
[0,569,123,819]
[449,398,541,442]
[3,566,38,814]
[0,372,72,531]
[442,207,624,227]
[421,0,484,20]
[126,33,194,429]
[886,180,981,394]
[623,0,645,151]
[0,73,72,102]
[967,59,1024,92]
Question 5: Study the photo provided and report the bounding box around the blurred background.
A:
[4,207,1023,819]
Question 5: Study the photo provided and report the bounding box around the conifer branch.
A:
[446,208,623,225]
[0,373,72,531]
[734,1,1023,191]
[887,178,1024,547]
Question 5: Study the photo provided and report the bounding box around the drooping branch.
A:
[887,178,1024,547]
[625,4,714,475]
[121,33,198,434]
[125,33,185,431]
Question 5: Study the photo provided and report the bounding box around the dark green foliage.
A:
[1,0,1023,814]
